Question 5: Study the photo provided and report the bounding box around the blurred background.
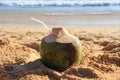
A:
[0,0,120,26]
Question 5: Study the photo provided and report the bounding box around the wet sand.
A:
[0,24,120,80]
[0,13,120,25]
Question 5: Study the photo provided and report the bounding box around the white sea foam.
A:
[0,0,120,6]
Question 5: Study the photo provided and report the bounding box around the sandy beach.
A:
[0,23,120,80]
[0,0,120,79]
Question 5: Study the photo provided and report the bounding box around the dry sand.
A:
[0,24,120,80]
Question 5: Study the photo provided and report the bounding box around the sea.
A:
[0,0,120,26]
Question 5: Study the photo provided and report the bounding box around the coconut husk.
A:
[44,27,79,43]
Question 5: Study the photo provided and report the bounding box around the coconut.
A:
[40,28,82,71]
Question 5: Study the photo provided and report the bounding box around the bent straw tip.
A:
[30,17,51,34]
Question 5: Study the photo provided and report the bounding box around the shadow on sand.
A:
[0,59,63,80]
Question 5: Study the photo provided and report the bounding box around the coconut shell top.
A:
[44,27,79,43]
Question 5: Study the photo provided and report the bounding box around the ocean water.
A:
[0,0,120,14]
[1,5,120,14]
[0,0,120,7]
[0,0,120,25]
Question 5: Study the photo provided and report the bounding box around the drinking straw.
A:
[31,17,51,33]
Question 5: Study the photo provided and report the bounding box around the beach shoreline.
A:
[1,13,120,20]
[0,13,120,25]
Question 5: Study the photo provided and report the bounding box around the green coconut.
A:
[40,28,82,71]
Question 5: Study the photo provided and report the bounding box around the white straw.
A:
[31,17,51,33]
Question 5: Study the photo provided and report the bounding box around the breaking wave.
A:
[0,0,120,7]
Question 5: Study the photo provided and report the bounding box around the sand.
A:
[1,13,120,20]
[0,24,120,80]
[1,13,120,26]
